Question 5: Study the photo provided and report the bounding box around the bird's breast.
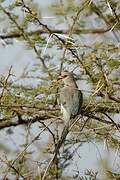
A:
[61,103,70,124]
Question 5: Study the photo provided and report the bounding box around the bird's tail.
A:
[53,123,69,161]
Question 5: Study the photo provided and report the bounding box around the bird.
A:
[41,71,83,179]
[59,71,83,123]
[54,71,83,156]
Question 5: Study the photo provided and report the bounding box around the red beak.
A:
[58,74,67,81]
[58,75,63,80]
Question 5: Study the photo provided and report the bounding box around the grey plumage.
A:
[60,71,82,122]
[54,71,83,158]
[60,84,83,123]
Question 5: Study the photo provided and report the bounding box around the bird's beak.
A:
[58,74,66,80]
[58,75,63,80]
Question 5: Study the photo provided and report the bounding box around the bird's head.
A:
[59,71,77,87]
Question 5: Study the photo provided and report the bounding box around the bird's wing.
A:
[60,87,73,114]
[72,89,83,115]
[60,87,83,121]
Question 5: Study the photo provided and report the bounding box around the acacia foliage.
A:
[0,0,120,179]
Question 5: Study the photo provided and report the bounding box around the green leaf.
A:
[108,59,120,69]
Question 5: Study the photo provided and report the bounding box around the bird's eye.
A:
[63,75,67,78]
